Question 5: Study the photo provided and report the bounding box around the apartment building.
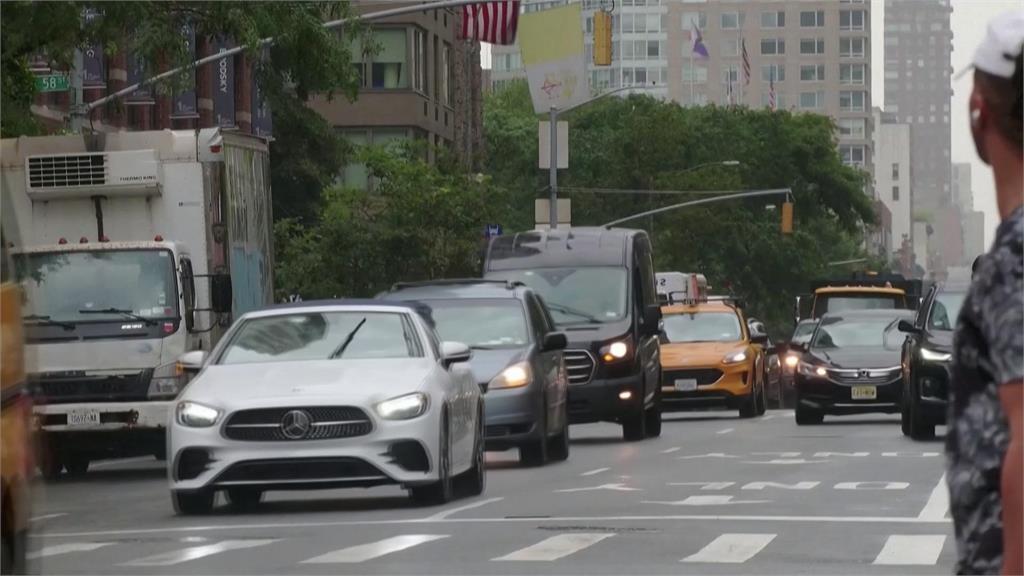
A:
[952,162,986,261]
[873,108,911,256]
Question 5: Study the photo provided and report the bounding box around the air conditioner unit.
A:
[24,150,161,200]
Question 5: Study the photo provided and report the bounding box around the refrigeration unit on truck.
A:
[0,128,274,478]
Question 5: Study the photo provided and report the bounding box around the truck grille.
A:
[31,372,149,404]
[564,350,596,385]
[663,369,723,386]
[27,154,107,189]
[223,406,372,441]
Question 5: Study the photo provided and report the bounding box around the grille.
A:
[214,457,385,483]
[27,154,107,189]
[564,350,596,385]
[663,369,723,386]
[827,368,900,385]
[32,372,149,404]
[223,406,372,441]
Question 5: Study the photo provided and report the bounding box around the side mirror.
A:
[789,341,807,353]
[642,304,662,336]
[750,332,769,345]
[440,341,472,368]
[211,274,233,314]
[178,350,208,372]
[478,382,489,394]
[897,319,921,334]
[541,332,568,352]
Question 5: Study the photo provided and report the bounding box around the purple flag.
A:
[170,23,199,119]
[213,37,235,128]
[692,23,709,60]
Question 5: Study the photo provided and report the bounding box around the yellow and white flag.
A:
[519,3,587,113]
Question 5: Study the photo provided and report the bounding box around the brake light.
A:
[162,322,175,334]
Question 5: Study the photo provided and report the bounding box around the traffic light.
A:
[594,11,612,66]
[781,201,794,234]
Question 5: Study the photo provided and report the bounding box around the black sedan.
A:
[898,284,967,439]
[793,309,916,425]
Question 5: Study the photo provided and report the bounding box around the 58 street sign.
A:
[36,74,70,93]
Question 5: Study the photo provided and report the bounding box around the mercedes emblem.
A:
[280,410,312,440]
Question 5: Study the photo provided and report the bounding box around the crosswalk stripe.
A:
[682,533,776,564]
[301,534,448,564]
[493,533,614,561]
[28,542,113,560]
[873,535,946,565]
[120,539,278,566]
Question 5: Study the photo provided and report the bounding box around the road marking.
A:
[580,467,609,476]
[555,483,640,493]
[759,414,776,421]
[918,473,949,520]
[424,497,503,521]
[493,533,613,561]
[644,496,770,506]
[121,539,277,566]
[27,542,113,560]
[716,428,735,435]
[89,456,154,469]
[30,513,68,523]
[661,447,682,454]
[873,535,946,565]
[745,458,830,464]
[682,533,776,563]
[302,535,448,564]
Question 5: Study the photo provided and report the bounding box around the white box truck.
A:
[0,129,274,478]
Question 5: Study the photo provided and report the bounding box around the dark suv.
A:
[898,283,967,439]
[381,280,570,466]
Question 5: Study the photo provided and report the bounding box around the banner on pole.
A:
[170,23,199,119]
[213,37,236,128]
[519,4,587,114]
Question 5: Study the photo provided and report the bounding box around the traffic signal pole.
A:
[603,188,794,229]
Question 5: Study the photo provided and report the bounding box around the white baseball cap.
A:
[956,10,1024,80]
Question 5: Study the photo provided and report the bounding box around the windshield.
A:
[420,299,528,349]
[663,311,743,343]
[929,292,967,331]
[818,293,904,315]
[488,267,627,325]
[219,311,423,364]
[792,321,817,343]
[15,249,178,323]
[811,316,905,349]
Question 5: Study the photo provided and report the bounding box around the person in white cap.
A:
[946,10,1024,576]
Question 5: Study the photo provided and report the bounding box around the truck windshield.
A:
[15,249,178,323]
[488,267,627,325]
[817,293,904,315]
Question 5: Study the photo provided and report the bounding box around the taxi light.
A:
[58,237,68,244]
[79,236,89,243]
[618,390,633,400]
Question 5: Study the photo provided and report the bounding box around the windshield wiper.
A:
[329,317,367,359]
[22,314,76,330]
[545,302,603,324]
[78,308,158,326]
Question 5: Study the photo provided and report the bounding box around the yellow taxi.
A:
[660,297,768,418]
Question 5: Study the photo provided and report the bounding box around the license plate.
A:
[675,378,698,391]
[66,410,100,426]
[851,386,877,400]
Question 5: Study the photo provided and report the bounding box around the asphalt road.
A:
[26,410,954,575]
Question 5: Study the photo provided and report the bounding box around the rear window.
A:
[817,293,903,315]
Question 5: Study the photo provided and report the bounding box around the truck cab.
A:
[795,274,922,323]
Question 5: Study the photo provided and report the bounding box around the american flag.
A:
[768,69,777,111]
[461,1,521,45]
[741,39,751,86]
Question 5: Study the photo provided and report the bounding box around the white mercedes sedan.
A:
[167,300,485,515]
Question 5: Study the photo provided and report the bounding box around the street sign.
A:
[538,121,569,169]
[484,224,503,238]
[535,199,571,229]
[35,74,70,93]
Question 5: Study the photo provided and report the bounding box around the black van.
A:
[483,227,663,441]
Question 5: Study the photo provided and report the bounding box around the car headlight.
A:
[784,354,800,369]
[599,339,631,363]
[723,349,749,364]
[798,361,829,378]
[377,393,429,420]
[920,348,952,363]
[175,401,221,427]
[490,362,532,390]
[148,360,190,400]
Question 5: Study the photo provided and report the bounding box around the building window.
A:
[840,10,865,31]
[721,12,743,30]
[591,69,613,91]
[412,29,426,93]
[800,10,825,28]
[892,186,900,201]
[840,37,866,58]
[800,38,826,55]
[838,118,866,138]
[681,11,707,30]
[622,13,664,34]
[892,163,899,179]
[799,90,824,110]
[721,65,740,84]
[840,144,866,166]
[369,29,409,89]
[682,61,708,83]
[623,39,665,61]
[760,38,785,55]
[721,38,740,57]
[761,92,786,109]
[841,63,866,85]
[800,64,825,81]
[839,90,865,111]
[761,64,784,82]
[761,11,785,28]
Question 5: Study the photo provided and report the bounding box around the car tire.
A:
[411,414,455,505]
[39,456,64,482]
[622,405,646,441]
[547,407,570,462]
[64,456,89,478]
[153,446,168,462]
[644,396,662,438]
[795,402,824,425]
[908,389,935,440]
[226,488,264,511]
[755,379,768,416]
[900,394,913,437]
[520,415,549,467]
[739,389,758,419]
[456,410,486,497]
[172,489,215,515]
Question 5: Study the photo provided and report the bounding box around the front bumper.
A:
[169,407,441,492]
[567,373,644,424]
[796,375,902,415]
[911,361,951,423]
[34,401,172,431]
[660,363,753,411]
[483,385,542,450]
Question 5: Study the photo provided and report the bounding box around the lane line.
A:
[716,428,735,435]
[873,535,946,565]
[760,414,776,421]
[121,539,278,566]
[493,533,613,561]
[302,534,448,564]
[661,447,682,454]
[30,513,68,523]
[88,456,154,469]
[918,473,950,520]
[682,533,776,563]
[27,542,113,560]
[580,467,609,476]
[424,497,504,521]
[34,513,954,539]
